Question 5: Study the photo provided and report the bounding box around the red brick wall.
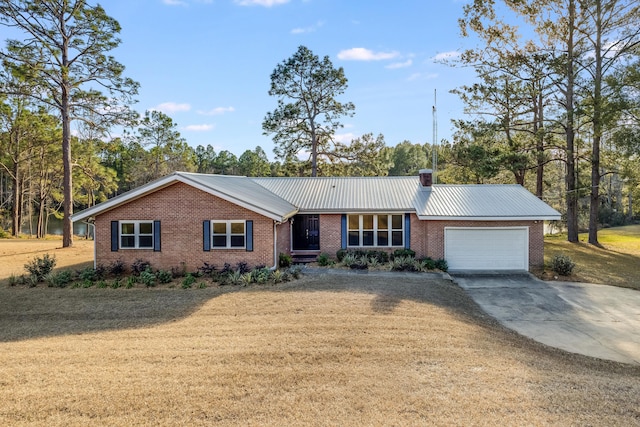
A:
[421,220,544,268]
[319,214,342,257]
[95,182,276,272]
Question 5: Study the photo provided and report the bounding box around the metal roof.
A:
[252,176,418,212]
[73,172,561,223]
[413,184,561,220]
[72,172,298,222]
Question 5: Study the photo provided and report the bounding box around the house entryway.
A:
[292,214,320,251]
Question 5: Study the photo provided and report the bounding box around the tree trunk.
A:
[588,0,603,246]
[11,161,20,236]
[61,14,73,247]
[535,92,545,199]
[565,0,579,243]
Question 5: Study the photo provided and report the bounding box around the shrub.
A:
[434,259,448,272]
[198,282,207,289]
[125,276,136,288]
[336,248,347,262]
[389,256,415,271]
[288,265,303,279]
[220,263,234,275]
[551,254,575,276]
[96,280,108,288]
[156,270,173,284]
[236,261,250,274]
[279,253,292,268]
[45,270,74,288]
[108,260,126,276]
[24,254,57,282]
[391,249,415,260]
[82,280,94,288]
[271,269,284,283]
[111,279,122,289]
[198,262,217,278]
[94,264,107,280]
[367,257,380,268]
[77,267,97,283]
[8,274,19,286]
[182,273,196,289]
[420,257,436,270]
[317,253,331,266]
[171,262,188,278]
[240,272,253,286]
[251,267,271,284]
[226,271,243,285]
[131,259,151,275]
[140,268,156,287]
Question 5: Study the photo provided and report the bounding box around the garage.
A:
[445,227,529,271]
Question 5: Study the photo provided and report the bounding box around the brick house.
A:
[72,170,561,272]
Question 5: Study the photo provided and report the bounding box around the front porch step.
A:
[291,253,319,264]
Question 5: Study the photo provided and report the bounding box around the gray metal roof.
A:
[72,172,298,222]
[73,172,561,223]
[252,176,418,212]
[413,184,561,220]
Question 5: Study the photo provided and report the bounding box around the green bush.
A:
[156,270,173,284]
[24,253,57,282]
[551,254,575,276]
[279,253,292,268]
[181,273,196,289]
[77,267,97,282]
[391,249,415,260]
[317,253,331,266]
[131,259,151,275]
[434,259,448,272]
[420,257,436,270]
[140,268,156,287]
[45,270,74,288]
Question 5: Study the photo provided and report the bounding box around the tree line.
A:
[1,0,639,246]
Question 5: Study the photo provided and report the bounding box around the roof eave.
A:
[416,215,562,221]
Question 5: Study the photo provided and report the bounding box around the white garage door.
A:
[445,227,529,271]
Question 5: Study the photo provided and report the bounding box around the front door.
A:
[292,214,320,251]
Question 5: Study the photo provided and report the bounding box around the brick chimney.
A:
[419,169,433,187]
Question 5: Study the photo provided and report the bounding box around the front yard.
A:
[1,271,639,425]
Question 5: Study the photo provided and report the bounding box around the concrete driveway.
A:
[452,274,640,365]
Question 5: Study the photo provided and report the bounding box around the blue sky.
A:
[106,0,477,158]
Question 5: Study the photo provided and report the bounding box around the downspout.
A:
[272,220,283,270]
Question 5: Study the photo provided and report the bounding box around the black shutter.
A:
[153,220,161,252]
[111,221,119,252]
[246,220,253,252]
[203,220,211,251]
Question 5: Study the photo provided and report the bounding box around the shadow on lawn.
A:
[0,270,496,343]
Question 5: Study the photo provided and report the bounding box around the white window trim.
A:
[211,220,246,249]
[119,220,154,249]
[347,214,404,248]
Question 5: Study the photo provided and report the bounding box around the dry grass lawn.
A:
[1,238,640,425]
[0,237,94,281]
[1,282,639,425]
[542,224,640,290]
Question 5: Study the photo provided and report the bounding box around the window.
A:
[211,220,246,249]
[347,214,404,247]
[120,221,154,249]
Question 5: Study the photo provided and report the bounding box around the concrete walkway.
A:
[452,274,640,365]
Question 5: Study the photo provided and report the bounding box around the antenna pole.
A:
[432,89,438,184]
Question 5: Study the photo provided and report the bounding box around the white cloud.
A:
[152,102,191,113]
[291,21,324,34]
[163,0,187,5]
[386,59,413,69]
[408,72,438,81]
[197,106,235,116]
[337,48,399,61]
[234,0,290,6]
[184,124,215,131]
[432,51,461,61]
[334,132,357,143]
